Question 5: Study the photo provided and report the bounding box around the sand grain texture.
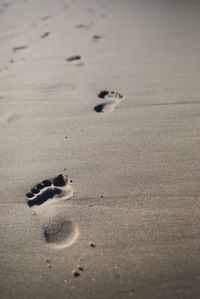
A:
[0,0,200,299]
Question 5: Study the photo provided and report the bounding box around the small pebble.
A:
[46,259,52,268]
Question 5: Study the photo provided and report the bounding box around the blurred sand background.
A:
[0,0,200,298]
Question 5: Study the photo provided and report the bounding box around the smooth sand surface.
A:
[1,0,200,298]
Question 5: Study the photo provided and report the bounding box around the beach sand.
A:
[1,0,200,298]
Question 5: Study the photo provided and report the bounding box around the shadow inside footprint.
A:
[93,35,102,41]
[40,15,52,21]
[44,219,78,248]
[66,55,81,62]
[93,103,106,113]
[98,90,109,99]
[40,32,50,39]
[66,55,84,66]
[27,188,62,207]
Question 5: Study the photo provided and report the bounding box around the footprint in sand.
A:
[12,46,28,53]
[66,55,84,66]
[94,90,124,113]
[92,35,103,42]
[40,32,50,39]
[26,174,79,249]
[40,15,52,21]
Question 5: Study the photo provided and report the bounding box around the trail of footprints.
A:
[1,5,125,115]
[21,3,125,251]
[94,90,124,113]
[26,174,79,249]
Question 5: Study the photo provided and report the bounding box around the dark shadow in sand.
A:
[66,55,81,62]
[94,103,106,113]
[27,188,61,207]
[98,90,109,99]
[13,46,28,53]
[41,32,50,39]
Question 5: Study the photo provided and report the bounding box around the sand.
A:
[1,0,200,298]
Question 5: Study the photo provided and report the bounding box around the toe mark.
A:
[94,103,106,113]
[26,192,34,198]
[31,187,40,194]
[36,183,43,190]
[40,32,50,39]
[27,188,55,207]
[98,90,109,99]
[42,180,52,187]
[53,174,68,187]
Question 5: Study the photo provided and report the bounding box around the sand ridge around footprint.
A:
[94,90,124,113]
[26,174,79,249]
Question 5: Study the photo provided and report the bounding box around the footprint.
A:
[94,90,124,113]
[92,35,103,42]
[40,32,50,39]
[76,23,93,30]
[26,174,79,249]
[66,55,84,66]
[40,15,52,21]
[12,46,28,53]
